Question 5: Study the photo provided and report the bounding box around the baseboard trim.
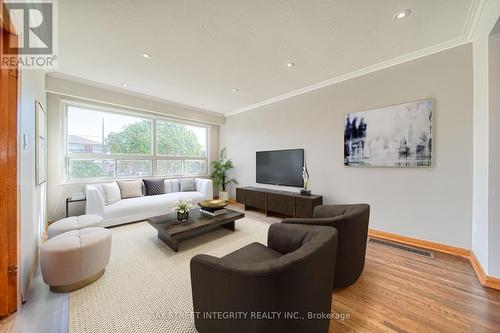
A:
[21,249,39,303]
[469,253,500,290]
[368,229,471,258]
[368,228,500,291]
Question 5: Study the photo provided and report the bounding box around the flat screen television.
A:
[256,149,304,187]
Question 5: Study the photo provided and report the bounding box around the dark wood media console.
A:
[235,186,322,218]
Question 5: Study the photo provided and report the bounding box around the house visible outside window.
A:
[68,136,103,153]
[65,104,209,181]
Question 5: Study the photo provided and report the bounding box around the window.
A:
[65,104,209,181]
[68,159,115,179]
[155,119,208,177]
[157,160,183,176]
[156,120,207,157]
[116,160,152,177]
[185,160,207,175]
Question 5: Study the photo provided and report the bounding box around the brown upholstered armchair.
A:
[190,223,338,333]
[282,204,370,289]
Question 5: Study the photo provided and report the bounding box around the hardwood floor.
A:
[329,243,500,333]
[2,204,499,332]
[230,204,500,333]
[0,266,68,333]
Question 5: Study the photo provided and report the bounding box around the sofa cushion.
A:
[164,179,171,193]
[102,182,121,205]
[165,179,180,193]
[103,191,205,222]
[117,180,144,199]
[222,242,282,263]
[180,178,195,192]
[143,178,165,196]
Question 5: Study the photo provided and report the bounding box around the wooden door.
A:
[0,0,19,317]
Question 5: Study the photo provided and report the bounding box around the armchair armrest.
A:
[190,253,279,310]
[195,178,213,199]
[85,185,105,217]
[190,253,289,332]
[191,226,338,333]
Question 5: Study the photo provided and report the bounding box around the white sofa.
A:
[85,178,213,227]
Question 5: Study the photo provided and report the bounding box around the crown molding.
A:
[464,0,490,40]
[225,0,484,118]
[225,37,469,117]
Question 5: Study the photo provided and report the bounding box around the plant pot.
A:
[219,191,229,201]
[177,211,189,222]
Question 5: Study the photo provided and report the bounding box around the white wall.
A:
[472,1,500,277]
[488,24,500,277]
[18,69,46,300]
[221,45,473,249]
[46,78,221,221]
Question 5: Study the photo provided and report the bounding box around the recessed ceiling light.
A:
[121,82,128,88]
[140,53,152,59]
[394,9,411,20]
[232,88,239,92]
[286,62,295,68]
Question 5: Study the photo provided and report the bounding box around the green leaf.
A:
[210,147,237,190]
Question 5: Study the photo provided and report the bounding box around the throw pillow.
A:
[102,182,121,205]
[164,179,172,193]
[170,179,180,193]
[143,178,165,196]
[117,180,144,199]
[180,178,196,192]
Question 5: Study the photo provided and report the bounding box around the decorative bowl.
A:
[198,199,230,210]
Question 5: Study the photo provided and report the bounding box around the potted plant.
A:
[211,148,238,201]
[173,200,193,222]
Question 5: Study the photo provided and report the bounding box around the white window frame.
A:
[63,101,210,183]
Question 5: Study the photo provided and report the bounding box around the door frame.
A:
[0,0,20,317]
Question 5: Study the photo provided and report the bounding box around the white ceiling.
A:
[55,0,477,115]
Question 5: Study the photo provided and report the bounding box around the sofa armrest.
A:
[195,178,213,199]
[85,185,105,217]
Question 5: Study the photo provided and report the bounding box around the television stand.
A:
[235,186,322,218]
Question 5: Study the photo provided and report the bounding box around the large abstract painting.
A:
[344,99,433,167]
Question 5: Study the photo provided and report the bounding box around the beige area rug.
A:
[69,217,270,333]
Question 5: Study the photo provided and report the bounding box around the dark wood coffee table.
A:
[146,208,245,252]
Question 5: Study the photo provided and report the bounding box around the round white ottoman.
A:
[40,227,112,292]
[48,215,103,239]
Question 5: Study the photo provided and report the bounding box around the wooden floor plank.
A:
[228,203,500,332]
[0,266,68,333]
[228,204,500,332]
[2,203,499,333]
[330,239,500,332]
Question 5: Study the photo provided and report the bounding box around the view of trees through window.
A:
[67,105,208,180]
